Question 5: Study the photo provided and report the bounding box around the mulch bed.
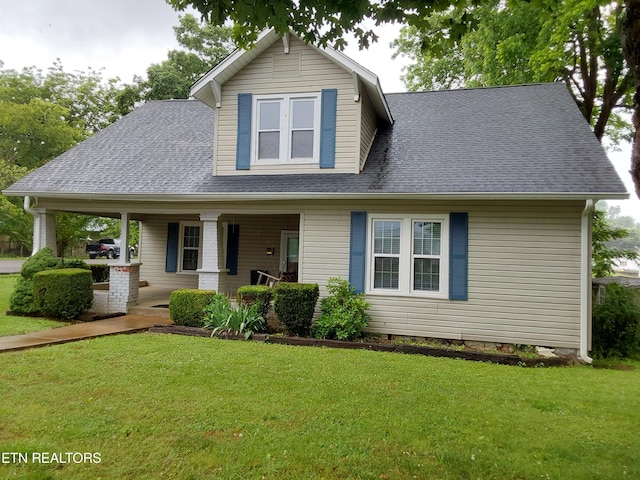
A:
[147,324,572,367]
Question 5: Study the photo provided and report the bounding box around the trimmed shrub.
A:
[274,282,319,336]
[9,278,40,315]
[9,247,61,314]
[204,294,265,339]
[314,278,370,341]
[61,258,90,270]
[89,264,110,283]
[169,289,217,327]
[18,247,61,280]
[33,268,93,320]
[237,285,273,322]
[592,283,640,358]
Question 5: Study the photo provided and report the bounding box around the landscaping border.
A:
[147,324,571,367]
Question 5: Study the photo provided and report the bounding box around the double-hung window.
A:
[179,222,202,272]
[254,93,320,164]
[369,215,449,297]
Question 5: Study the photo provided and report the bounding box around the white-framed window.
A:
[253,93,321,164]
[179,222,202,272]
[368,215,449,297]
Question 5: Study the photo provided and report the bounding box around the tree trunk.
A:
[623,0,640,199]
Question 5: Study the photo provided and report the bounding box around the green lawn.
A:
[0,334,638,480]
[0,275,71,336]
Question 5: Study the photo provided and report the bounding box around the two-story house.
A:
[4,29,628,361]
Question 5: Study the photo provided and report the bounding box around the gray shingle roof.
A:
[4,83,627,198]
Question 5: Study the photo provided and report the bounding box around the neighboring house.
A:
[3,30,628,361]
[613,256,640,277]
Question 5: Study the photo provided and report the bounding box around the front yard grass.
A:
[0,274,71,336]
[0,334,638,479]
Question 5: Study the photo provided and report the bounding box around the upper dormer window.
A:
[254,93,321,164]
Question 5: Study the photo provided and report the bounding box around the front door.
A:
[280,231,299,276]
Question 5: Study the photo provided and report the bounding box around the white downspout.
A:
[580,200,594,364]
[23,196,41,255]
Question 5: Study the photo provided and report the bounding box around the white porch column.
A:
[198,212,221,291]
[31,212,42,254]
[35,210,57,256]
[119,212,130,264]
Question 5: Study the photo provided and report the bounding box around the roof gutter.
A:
[2,191,630,202]
[23,196,40,255]
[579,199,595,364]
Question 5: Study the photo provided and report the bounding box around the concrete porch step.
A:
[128,305,170,319]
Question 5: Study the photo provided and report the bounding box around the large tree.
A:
[622,0,640,197]
[393,0,633,144]
[0,161,32,254]
[166,0,477,49]
[0,62,134,254]
[143,14,234,100]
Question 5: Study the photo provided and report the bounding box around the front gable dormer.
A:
[190,30,392,176]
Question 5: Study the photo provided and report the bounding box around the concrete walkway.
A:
[0,315,172,352]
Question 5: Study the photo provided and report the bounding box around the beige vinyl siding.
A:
[216,36,359,175]
[138,216,199,289]
[42,195,584,348]
[359,87,377,170]
[301,200,584,349]
[217,214,299,295]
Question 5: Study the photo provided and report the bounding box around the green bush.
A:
[33,268,93,320]
[9,247,61,314]
[274,282,319,336]
[237,285,273,321]
[61,258,90,270]
[169,289,217,327]
[18,247,61,280]
[592,283,640,358]
[203,294,265,339]
[314,278,371,341]
[9,278,39,315]
[90,264,110,283]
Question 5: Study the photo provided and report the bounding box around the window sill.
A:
[252,159,319,166]
[366,289,448,300]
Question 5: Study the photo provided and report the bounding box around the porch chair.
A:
[255,270,282,288]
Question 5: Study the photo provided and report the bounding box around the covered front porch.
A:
[29,203,302,316]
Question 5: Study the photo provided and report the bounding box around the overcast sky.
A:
[0,0,637,218]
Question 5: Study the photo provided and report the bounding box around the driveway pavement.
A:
[0,260,24,274]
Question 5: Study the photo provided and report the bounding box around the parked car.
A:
[86,238,135,259]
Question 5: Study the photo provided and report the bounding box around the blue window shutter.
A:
[226,224,240,275]
[165,222,179,273]
[236,93,252,170]
[319,88,337,169]
[349,211,367,293]
[449,212,468,300]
